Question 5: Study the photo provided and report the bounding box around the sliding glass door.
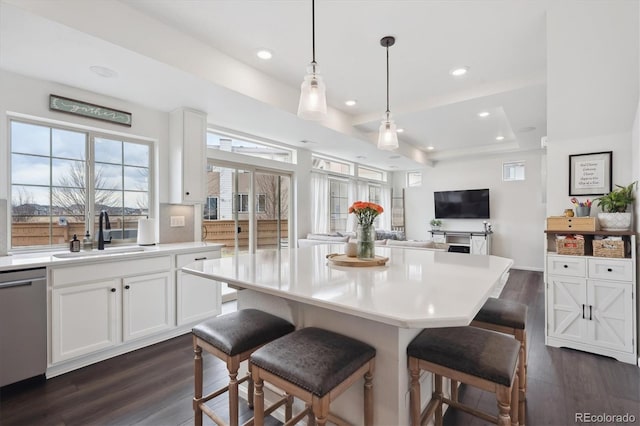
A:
[255,172,290,250]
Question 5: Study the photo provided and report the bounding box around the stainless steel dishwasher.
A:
[0,267,47,387]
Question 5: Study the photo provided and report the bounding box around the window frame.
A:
[8,117,154,251]
[407,171,422,187]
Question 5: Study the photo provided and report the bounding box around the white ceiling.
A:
[0,0,551,170]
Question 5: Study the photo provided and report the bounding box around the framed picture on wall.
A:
[569,151,612,196]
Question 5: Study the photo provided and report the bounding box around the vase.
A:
[357,224,376,260]
[597,212,632,231]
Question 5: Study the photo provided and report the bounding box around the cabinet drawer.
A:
[588,258,633,282]
[52,255,171,286]
[547,255,586,277]
[176,250,220,269]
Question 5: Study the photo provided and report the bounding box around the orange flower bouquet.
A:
[348,201,384,226]
[348,201,384,260]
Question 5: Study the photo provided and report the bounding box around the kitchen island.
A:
[183,245,513,425]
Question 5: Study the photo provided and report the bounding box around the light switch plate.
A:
[170,215,185,227]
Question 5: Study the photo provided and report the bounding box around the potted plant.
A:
[430,219,442,231]
[595,181,637,231]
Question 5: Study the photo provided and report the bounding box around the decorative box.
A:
[546,216,597,232]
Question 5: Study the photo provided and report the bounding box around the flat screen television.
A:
[434,189,490,219]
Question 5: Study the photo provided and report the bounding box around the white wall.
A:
[404,150,546,271]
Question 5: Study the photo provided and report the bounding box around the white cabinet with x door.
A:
[545,232,636,364]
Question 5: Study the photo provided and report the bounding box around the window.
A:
[329,179,349,232]
[503,161,525,181]
[207,131,293,163]
[10,120,151,249]
[205,196,218,220]
[407,171,422,187]
[312,155,353,175]
[358,166,386,182]
[368,185,382,227]
[236,193,266,213]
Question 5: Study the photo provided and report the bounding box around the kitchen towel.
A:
[137,218,156,246]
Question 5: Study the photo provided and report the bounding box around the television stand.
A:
[429,230,492,255]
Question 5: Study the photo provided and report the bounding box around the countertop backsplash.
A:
[159,203,195,243]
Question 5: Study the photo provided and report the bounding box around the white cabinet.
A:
[176,250,221,325]
[429,230,492,255]
[544,233,636,364]
[51,280,120,363]
[50,255,172,365]
[169,108,207,204]
[122,272,173,341]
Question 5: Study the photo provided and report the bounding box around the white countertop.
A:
[0,242,223,272]
[183,245,513,328]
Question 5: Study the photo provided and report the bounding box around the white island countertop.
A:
[183,245,513,329]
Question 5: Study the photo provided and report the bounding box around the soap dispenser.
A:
[83,231,93,251]
[70,234,81,252]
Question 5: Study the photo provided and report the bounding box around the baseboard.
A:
[510,265,544,272]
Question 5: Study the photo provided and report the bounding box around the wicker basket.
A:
[556,238,585,256]
[592,239,625,258]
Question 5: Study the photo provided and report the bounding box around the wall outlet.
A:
[170,216,185,227]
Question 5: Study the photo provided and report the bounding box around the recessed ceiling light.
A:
[427,146,435,151]
[256,49,273,60]
[397,128,405,133]
[89,65,118,78]
[496,136,505,141]
[449,66,469,77]
[345,100,357,107]
[477,111,490,118]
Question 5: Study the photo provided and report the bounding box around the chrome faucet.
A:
[98,210,112,250]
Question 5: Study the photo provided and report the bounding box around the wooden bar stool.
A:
[250,327,376,426]
[192,309,295,426]
[408,326,520,426]
[470,297,527,425]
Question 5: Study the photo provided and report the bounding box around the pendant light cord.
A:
[311,0,317,71]
[386,44,390,118]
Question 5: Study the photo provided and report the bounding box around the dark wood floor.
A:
[1,270,639,425]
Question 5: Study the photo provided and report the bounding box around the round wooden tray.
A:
[326,253,389,267]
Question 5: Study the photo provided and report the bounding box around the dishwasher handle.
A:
[0,278,40,289]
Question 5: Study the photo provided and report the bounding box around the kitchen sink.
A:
[52,246,147,258]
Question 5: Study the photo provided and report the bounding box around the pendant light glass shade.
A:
[298,62,327,120]
[378,114,399,150]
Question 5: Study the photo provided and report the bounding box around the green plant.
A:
[430,219,442,227]
[595,181,637,213]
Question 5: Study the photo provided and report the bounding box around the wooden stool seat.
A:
[471,297,527,425]
[250,327,376,426]
[192,309,295,426]
[408,326,520,426]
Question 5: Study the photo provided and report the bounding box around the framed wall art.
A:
[569,151,612,196]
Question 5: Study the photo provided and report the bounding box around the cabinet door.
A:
[470,235,487,255]
[176,271,221,325]
[182,110,206,203]
[586,280,634,353]
[51,280,119,363]
[122,272,174,342]
[547,275,588,342]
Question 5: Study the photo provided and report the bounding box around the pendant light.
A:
[377,36,399,150]
[297,0,327,120]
